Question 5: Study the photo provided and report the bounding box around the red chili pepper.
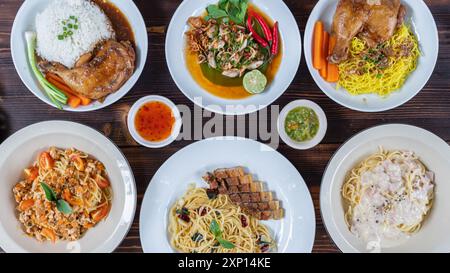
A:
[247,12,269,48]
[271,21,279,56]
[250,10,272,43]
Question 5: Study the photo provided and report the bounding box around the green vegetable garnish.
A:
[210,220,235,249]
[205,0,248,25]
[25,31,67,109]
[40,182,73,215]
[57,16,78,40]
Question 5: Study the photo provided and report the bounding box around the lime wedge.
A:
[243,70,267,94]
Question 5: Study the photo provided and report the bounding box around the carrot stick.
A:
[319,31,330,79]
[313,21,325,70]
[326,36,339,82]
[46,75,81,108]
[46,73,91,106]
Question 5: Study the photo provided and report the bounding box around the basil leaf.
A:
[218,237,235,249]
[206,5,228,19]
[56,199,73,215]
[218,0,228,10]
[40,182,57,202]
[210,219,222,238]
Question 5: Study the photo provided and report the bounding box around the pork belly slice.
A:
[203,167,284,221]
[244,208,284,221]
[239,201,280,211]
[213,167,245,179]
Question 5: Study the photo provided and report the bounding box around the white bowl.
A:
[278,100,327,150]
[321,124,450,253]
[0,121,137,253]
[166,0,301,115]
[10,0,148,112]
[304,0,438,112]
[127,95,182,149]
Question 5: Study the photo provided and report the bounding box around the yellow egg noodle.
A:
[337,25,420,96]
[342,147,434,235]
[169,186,274,253]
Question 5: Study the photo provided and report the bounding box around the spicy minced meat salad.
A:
[13,147,112,242]
[186,16,268,78]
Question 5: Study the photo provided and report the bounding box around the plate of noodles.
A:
[304,0,438,112]
[321,124,450,253]
[0,121,136,253]
[139,137,316,253]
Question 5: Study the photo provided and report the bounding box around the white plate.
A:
[0,121,137,253]
[140,137,316,253]
[11,0,148,112]
[166,0,301,115]
[321,124,450,253]
[304,0,438,112]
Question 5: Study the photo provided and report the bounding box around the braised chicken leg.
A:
[39,40,135,100]
[329,0,405,64]
[330,0,368,64]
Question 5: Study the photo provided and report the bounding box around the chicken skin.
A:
[39,40,135,100]
[330,0,405,64]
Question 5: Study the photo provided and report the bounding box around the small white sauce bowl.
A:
[127,95,182,148]
[278,100,327,150]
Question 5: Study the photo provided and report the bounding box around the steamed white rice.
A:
[35,0,115,68]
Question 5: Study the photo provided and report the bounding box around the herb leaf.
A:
[209,220,235,249]
[205,5,229,20]
[40,182,57,202]
[217,238,235,249]
[56,199,73,215]
[210,219,222,237]
[205,0,248,25]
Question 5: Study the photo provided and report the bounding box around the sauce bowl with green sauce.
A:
[278,100,327,150]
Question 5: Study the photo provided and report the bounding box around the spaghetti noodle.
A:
[342,148,434,250]
[169,186,274,253]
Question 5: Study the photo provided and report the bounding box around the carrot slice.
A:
[46,73,92,106]
[319,31,330,79]
[326,36,339,82]
[313,21,325,70]
[46,74,81,108]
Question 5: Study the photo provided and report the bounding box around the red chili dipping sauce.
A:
[134,101,175,142]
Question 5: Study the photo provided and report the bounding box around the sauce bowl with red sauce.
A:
[127,96,181,148]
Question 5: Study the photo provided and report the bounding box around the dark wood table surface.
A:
[0,0,449,253]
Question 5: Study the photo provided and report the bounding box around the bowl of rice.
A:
[11,0,148,112]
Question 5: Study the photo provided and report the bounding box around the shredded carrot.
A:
[313,21,326,70]
[320,31,330,79]
[326,36,339,82]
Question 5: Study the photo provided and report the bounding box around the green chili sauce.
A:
[284,107,319,142]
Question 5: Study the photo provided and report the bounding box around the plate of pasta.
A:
[139,137,316,253]
[321,124,450,252]
[304,0,438,112]
[0,121,136,253]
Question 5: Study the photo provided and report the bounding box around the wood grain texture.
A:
[0,0,449,253]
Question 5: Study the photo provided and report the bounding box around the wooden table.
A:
[0,0,449,253]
